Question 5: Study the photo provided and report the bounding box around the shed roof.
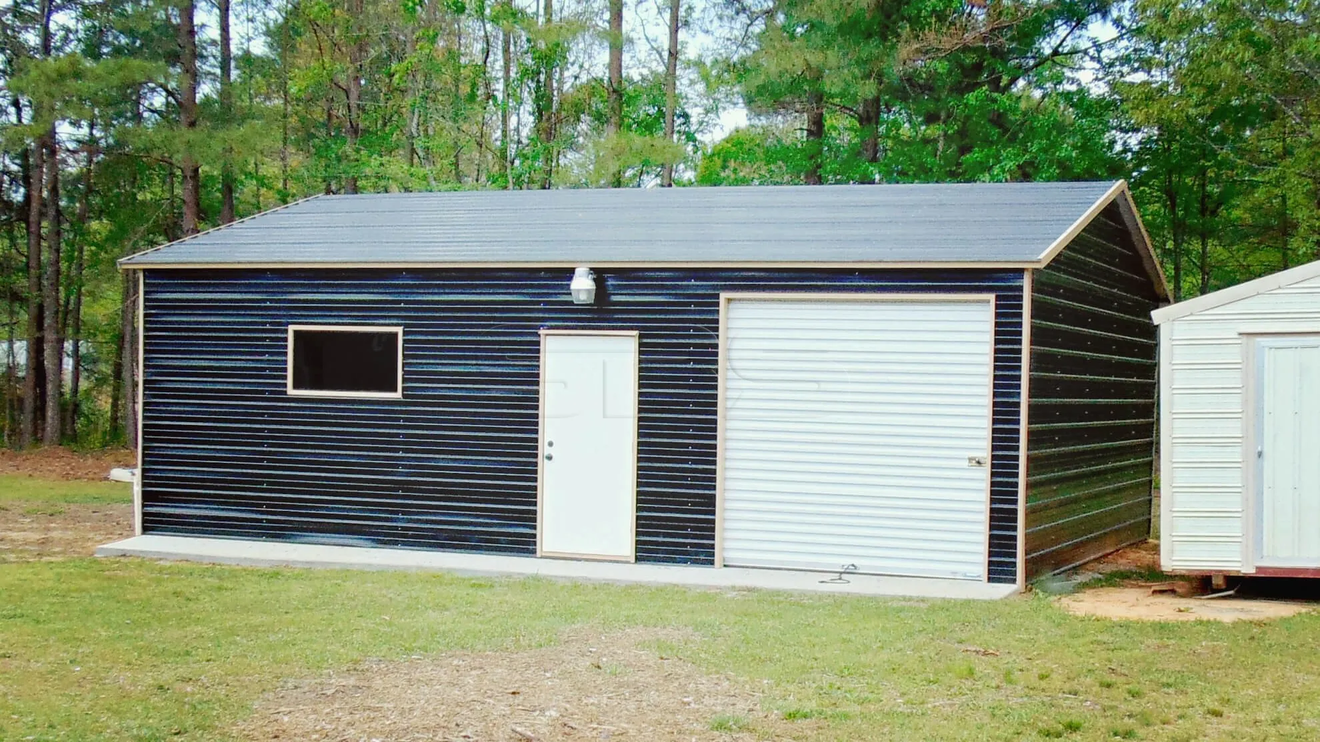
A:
[1152,259,1320,324]
[119,181,1145,271]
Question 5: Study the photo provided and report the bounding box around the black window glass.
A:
[291,329,399,394]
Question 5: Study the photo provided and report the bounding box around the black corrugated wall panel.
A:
[141,268,1025,583]
[1024,203,1161,579]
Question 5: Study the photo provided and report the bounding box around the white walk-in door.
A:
[1256,337,1320,567]
[539,332,638,561]
[722,297,994,580]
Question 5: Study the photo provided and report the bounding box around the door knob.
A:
[544,452,553,461]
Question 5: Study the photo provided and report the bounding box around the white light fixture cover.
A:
[570,267,597,305]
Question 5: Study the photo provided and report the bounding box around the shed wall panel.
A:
[1025,203,1161,579]
[1162,273,1320,572]
[140,268,1025,581]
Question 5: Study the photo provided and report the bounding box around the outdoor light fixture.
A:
[570,267,597,305]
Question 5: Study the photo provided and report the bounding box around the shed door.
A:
[1255,337,1320,567]
[721,297,993,580]
[539,332,638,561]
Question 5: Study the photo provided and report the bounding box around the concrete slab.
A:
[96,535,1020,600]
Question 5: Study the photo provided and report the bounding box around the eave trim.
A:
[118,259,1043,271]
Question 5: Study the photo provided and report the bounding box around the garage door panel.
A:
[726,420,987,439]
[728,389,990,408]
[724,432,992,453]
[724,460,992,485]
[722,297,993,580]
[728,358,989,375]
[729,542,984,573]
[724,454,991,476]
[726,509,988,531]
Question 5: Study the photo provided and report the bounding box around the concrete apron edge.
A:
[96,535,1020,601]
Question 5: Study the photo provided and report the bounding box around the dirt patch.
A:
[0,447,134,481]
[0,502,133,561]
[1088,540,1161,574]
[1060,587,1313,622]
[238,627,798,741]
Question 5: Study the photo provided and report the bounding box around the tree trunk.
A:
[64,122,94,439]
[535,0,555,189]
[453,20,464,184]
[219,0,236,223]
[804,88,824,186]
[1164,162,1184,303]
[404,23,418,172]
[476,11,493,185]
[324,95,335,194]
[4,238,15,445]
[21,0,55,448]
[1280,192,1290,270]
[41,135,61,446]
[4,167,17,445]
[22,136,44,448]
[502,23,513,189]
[345,0,365,194]
[1197,166,1210,295]
[607,0,623,187]
[281,9,291,201]
[857,95,882,164]
[165,165,180,242]
[109,272,127,440]
[660,0,679,187]
[41,133,62,446]
[179,0,201,234]
[120,274,139,450]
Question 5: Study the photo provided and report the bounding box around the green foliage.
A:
[2,0,1319,445]
[1114,0,1320,298]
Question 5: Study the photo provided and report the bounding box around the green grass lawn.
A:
[0,474,132,505]
[3,479,1319,741]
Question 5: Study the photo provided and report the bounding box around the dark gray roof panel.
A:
[120,181,1119,266]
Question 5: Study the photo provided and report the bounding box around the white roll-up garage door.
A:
[721,297,994,580]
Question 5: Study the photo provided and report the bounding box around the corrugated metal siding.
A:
[1162,273,1320,572]
[120,182,1118,267]
[140,268,1024,580]
[722,299,994,580]
[1025,203,1161,579]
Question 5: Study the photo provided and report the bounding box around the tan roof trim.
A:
[117,259,1044,271]
[1114,186,1172,302]
[116,195,324,270]
[1152,258,1320,324]
[1036,180,1170,301]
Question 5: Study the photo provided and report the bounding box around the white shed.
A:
[1154,260,1320,578]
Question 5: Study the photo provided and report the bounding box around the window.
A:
[287,325,402,398]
